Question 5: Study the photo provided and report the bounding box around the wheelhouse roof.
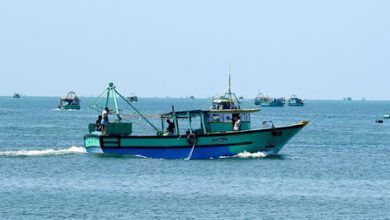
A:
[160,108,260,119]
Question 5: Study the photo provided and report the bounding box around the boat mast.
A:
[228,62,232,95]
[92,82,160,132]
[227,62,240,108]
[111,83,160,132]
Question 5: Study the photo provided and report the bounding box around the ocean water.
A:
[1,97,390,219]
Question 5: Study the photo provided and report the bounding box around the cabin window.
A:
[219,113,229,122]
[207,113,249,122]
[209,114,220,122]
[176,115,203,135]
[241,113,250,122]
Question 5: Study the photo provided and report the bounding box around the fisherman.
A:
[101,108,109,134]
[95,115,102,131]
[166,119,175,135]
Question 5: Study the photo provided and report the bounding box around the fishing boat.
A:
[58,91,80,110]
[127,93,138,102]
[84,81,308,159]
[13,93,21,98]
[343,97,352,101]
[288,95,304,106]
[254,92,285,107]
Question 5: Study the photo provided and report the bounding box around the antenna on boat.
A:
[228,61,232,94]
[225,62,241,108]
[91,82,160,132]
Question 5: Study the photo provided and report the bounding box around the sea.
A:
[1,96,390,219]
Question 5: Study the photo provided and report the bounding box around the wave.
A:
[0,146,86,157]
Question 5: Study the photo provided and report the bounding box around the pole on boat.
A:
[91,82,160,132]
[171,105,179,135]
[226,63,241,109]
[110,84,160,132]
[228,61,232,95]
[111,90,122,122]
[105,88,111,108]
[187,111,193,134]
[200,112,207,134]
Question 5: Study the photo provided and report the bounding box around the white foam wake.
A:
[0,146,86,157]
[218,151,269,159]
[235,151,269,158]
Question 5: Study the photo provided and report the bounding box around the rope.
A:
[185,134,197,160]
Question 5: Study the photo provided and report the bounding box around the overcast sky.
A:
[0,0,389,100]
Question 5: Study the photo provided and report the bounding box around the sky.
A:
[0,0,389,100]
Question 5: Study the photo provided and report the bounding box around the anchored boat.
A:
[58,91,80,110]
[84,81,308,159]
[288,95,304,106]
[254,92,285,107]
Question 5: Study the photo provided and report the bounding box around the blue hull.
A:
[87,146,235,159]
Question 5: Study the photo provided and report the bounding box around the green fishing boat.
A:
[58,91,80,110]
[84,80,308,159]
[288,95,304,106]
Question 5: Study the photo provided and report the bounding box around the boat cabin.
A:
[160,108,258,136]
[160,85,259,135]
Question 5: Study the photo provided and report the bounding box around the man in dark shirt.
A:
[166,119,175,135]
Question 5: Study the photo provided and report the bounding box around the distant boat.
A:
[239,96,244,101]
[127,93,138,102]
[254,92,285,107]
[13,93,21,98]
[376,119,384,123]
[288,95,304,106]
[58,91,80,110]
[343,97,352,101]
[189,96,195,100]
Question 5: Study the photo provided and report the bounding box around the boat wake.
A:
[0,146,86,157]
[235,151,269,158]
[219,151,269,159]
